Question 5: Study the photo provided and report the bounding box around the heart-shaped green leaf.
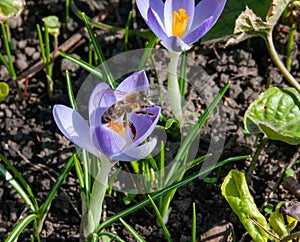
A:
[0,0,25,22]
[244,87,300,145]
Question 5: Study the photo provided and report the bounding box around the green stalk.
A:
[168,51,182,122]
[179,51,187,105]
[82,159,113,239]
[264,31,300,92]
[1,22,16,80]
[66,0,70,24]
[286,23,296,72]
[246,137,268,183]
[44,24,53,97]
[124,11,132,51]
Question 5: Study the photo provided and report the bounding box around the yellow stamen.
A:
[172,8,190,38]
[107,122,126,137]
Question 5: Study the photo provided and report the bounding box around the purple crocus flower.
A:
[136,0,227,52]
[53,70,161,161]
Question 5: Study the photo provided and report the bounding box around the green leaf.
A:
[244,87,300,145]
[148,195,172,241]
[119,218,146,242]
[42,16,60,36]
[221,170,270,242]
[269,202,297,238]
[0,82,9,102]
[223,0,290,46]
[5,214,38,242]
[203,0,272,42]
[0,0,25,22]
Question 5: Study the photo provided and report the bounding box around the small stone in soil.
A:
[18,40,27,49]
[25,47,36,57]
[16,58,29,71]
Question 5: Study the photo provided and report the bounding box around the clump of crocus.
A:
[136,0,227,52]
[53,70,161,161]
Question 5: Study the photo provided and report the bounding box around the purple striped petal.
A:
[129,106,161,145]
[53,105,100,157]
[161,36,191,52]
[191,0,226,32]
[146,8,168,40]
[183,16,213,44]
[136,0,164,22]
[111,139,157,161]
[116,70,150,96]
[91,125,126,159]
[89,83,116,126]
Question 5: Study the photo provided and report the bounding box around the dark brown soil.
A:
[1,1,300,241]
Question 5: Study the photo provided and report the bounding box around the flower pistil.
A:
[172,8,190,38]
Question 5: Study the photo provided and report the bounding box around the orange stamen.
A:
[172,8,190,38]
[107,122,126,137]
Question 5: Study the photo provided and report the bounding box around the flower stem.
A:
[286,23,296,72]
[246,136,268,183]
[81,158,113,240]
[168,51,183,122]
[264,32,300,92]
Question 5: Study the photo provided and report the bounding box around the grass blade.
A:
[165,81,230,186]
[0,163,35,212]
[137,34,157,71]
[124,11,132,51]
[39,154,75,217]
[5,214,39,242]
[65,70,78,110]
[179,51,187,104]
[82,12,115,89]
[119,218,146,242]
[148,195,172,241]
[59,51,103,79]
[192,202,196,242]
[0,153,37,211]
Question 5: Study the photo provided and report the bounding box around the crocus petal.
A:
[191,0,226,32]
[116,70,150,96]
[146,8,168,40]
[91,125,126,158]
[161,36,191,52]
[136,0,164,22]
[129,106,161,145]
[53,105,100,157]
[183,17,214,44]
[111,138,157,161]
[89,83,117,126]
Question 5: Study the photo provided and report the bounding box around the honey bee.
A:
[101,90,156,139]
[101,90,153,124]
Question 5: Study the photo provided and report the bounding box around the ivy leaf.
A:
[221,170,270,242]
[0,0,25,22]
[244,87,300,145]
